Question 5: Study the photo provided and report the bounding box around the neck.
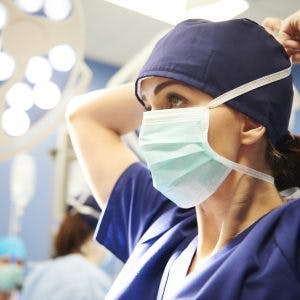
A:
[189,172,282,273]
[79,239,106,266]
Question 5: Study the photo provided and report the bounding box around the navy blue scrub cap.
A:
[135,18,293,148]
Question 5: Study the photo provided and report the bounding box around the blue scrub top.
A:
[95,162,300,299]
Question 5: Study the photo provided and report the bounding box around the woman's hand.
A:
[262,10,300,63]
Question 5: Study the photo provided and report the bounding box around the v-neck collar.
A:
[162,236,198,299]
[162,221,257,299]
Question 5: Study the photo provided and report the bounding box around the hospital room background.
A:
[0,0,300,296]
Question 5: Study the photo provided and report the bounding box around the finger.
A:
[286,48,298,54]
[291,53,300,63]
[262,17,282,33]
[285,48,295,58]
[283,40,300,49]
[280,12,300,37]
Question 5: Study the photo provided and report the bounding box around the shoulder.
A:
[112,162,152,190]
[277,198,300,228]
[269,198,300,240]
[273,198,300,272]
[27,255,93,279]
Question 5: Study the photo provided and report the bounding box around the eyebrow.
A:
[141,79,186,104]
[153,80,180,95]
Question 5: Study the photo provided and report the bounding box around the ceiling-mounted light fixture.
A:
[105,0,249,24]
[0,0,91,161]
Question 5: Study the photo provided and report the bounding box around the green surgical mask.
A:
[139,107,274,208]
[0,265,24,292]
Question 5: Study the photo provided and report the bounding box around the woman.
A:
[66,14,300,300]
[22,195,119,300]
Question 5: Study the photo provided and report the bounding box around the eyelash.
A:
[167,94,186,108]
[144,93,187,111]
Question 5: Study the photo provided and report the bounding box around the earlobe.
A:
[240,116,266,145]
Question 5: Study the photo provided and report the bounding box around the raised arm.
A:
[65,83,144,208]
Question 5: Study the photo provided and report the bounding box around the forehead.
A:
[140,76,177,95]
[139,76,213,101]
[141,76,171,86]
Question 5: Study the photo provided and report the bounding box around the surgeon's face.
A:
[0,256,24,294]
[140,76,244,162]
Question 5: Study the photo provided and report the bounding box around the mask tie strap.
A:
[204,66,292,185]
[216,155,274,184]
[207,66,292,109]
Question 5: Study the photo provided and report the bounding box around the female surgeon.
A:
[66,11,300,300]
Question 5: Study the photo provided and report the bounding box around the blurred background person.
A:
[22,194,122,300]
[0,236,27,300]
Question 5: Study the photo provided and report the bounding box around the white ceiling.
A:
[82,0,300,67]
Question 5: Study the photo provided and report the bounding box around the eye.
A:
[167,94,185,108]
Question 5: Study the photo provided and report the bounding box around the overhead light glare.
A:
[44,0,72,20]
[25,56,53,84]
[0,3,7,30]
[0,52,15,81]
[2,108,30,137]
[48,44,76,72]
[15,0,45,13]
[105,0,186,24]
[6,82,34,111]
[33,81,61,110]
[186,0,249,21]
[105,0,248,24]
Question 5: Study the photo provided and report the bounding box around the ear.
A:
[240,116,266,145]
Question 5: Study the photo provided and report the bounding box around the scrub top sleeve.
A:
[94,162,175,262]
[274,199,300,276]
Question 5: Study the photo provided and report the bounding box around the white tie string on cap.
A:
[207,66,292,109]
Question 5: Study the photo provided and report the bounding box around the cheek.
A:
[207,108,241,161]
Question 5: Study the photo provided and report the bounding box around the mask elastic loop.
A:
[207,66,291,109]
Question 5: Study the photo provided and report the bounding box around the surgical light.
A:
[15,0,45,13]
[48,44,76,72]
[25,56,53,84]
[2,108,30,137]
[33,81,61,110]
[0,0,91,161]
[0,51,15,81]
[44,0,72,20]
[6,82,34,111]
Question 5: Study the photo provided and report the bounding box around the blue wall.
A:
[0,58,119,261]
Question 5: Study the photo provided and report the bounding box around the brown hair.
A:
[54,212,93,257]
[266,135,300,191]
